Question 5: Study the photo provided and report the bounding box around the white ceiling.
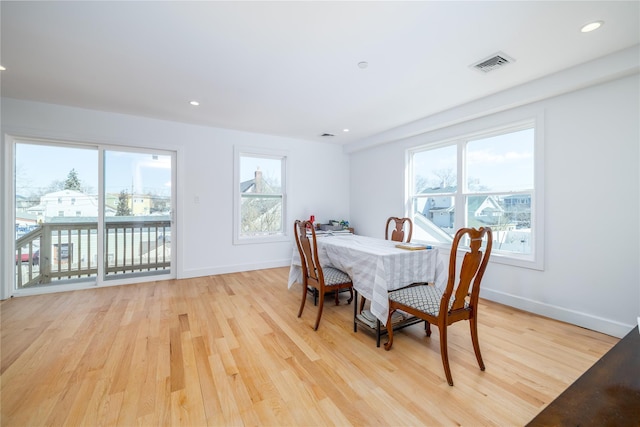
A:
[1,1,639,146]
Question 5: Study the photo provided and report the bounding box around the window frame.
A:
[407,118,544,270]
[233,146,289,245]
[2,134,177,299]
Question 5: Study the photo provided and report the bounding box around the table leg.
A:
[353,289,358,332]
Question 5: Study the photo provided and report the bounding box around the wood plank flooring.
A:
[1,267,618,426]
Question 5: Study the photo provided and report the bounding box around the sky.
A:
[15,130,530,199]
[240,155,282,185]
[15,143,172,197]
[412,127,534,193]
[15,142,280,198]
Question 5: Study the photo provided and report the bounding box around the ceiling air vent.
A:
[471,52,515,73]
[320,133,335,137]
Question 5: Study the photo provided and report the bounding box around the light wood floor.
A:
[1,267,618,426]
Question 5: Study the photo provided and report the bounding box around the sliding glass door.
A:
[103,150,173,281]
[12,138,175,292]
[14,142,99,288]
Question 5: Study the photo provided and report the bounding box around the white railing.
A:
[15,218,171,289]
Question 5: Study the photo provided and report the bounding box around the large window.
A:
[409,121,542,268]
[234,147,287,243]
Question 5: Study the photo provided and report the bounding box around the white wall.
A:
[1,98,351,287]
[2,54,637,338]
[349,73,639,338]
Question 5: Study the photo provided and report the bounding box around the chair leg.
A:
[383,310,395,351]
[353,289,358,332]
[297,283,308,318]
[313,291,326,330]
[425,321,432,337]
[439,325,454,386]
[470,316,485,371]
[335,287,354,306]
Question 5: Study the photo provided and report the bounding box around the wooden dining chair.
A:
[385,216,413,243]
[294,220,354,330]
[384,227,493,386]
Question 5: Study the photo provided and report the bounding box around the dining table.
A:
[288,233,446,326]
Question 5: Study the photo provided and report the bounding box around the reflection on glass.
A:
[104,151,172,216]
[104,150,173,279]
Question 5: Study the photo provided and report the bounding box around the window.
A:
[234,147,288,243]
[409,121,542,268]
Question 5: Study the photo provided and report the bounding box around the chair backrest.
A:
[294,220,324,285]
[442,227,492,315]
[385,217,413,243]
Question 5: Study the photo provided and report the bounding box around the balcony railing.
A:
[15,218,171,289]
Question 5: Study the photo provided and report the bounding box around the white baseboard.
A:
[481,287,634,338]
[179,259,291,280]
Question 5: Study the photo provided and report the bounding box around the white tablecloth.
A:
[288,234,446,325]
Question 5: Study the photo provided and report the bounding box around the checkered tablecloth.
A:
[289,234,446,325]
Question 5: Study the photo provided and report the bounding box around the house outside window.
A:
[234,147,288,244]
[409,121,543,268]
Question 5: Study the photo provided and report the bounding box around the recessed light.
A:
[343,129,350,132]
[581,21,603,33]
[358,61,368,69]
[189,100,200,106]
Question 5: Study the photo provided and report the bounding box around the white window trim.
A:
[407,115,544,270]
[233,146,289,245]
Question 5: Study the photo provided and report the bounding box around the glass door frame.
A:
[2,135,177,299]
